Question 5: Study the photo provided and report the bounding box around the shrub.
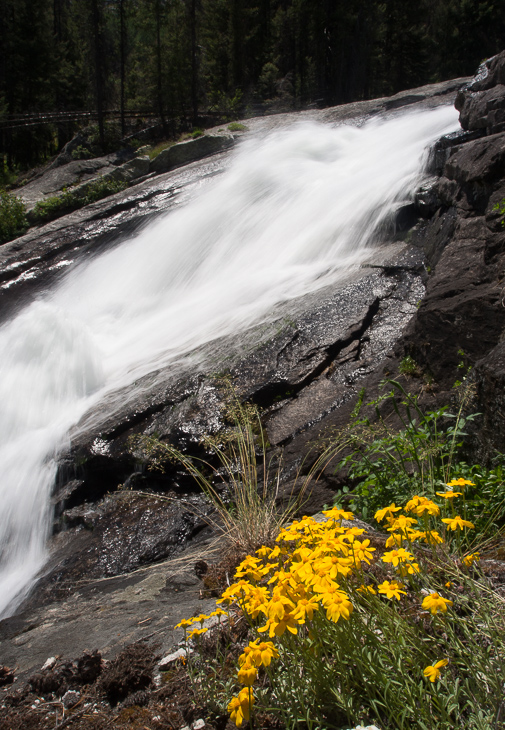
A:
[327,380,503,544]
[32,178,127,223]
[171,382,505,728]
[228,123,248,132]
[71,144,92,160]
[0,190,28,244]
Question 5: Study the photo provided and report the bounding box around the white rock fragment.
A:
[193,720,205,729]
[41,657,57,671]
[159,647,192,669]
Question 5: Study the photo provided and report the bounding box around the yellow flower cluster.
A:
[176,482,476,725]
[174,608,226,635]
[218,507,369,641]
[375,484,475,546]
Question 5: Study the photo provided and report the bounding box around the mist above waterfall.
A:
[0,105,460,618]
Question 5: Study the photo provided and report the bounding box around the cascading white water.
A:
[0,105,460,618]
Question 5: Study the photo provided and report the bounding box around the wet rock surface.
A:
[402,50,505,422]
[0,76,463,324]
[5,67,505,689]
[0,536,221,681]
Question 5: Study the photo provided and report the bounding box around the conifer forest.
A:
[2,0,505,170]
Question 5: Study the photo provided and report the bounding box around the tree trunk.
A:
[90,0,105,150]
[189,0,198,125]
[119,0,126,137]
[155,0,167,133]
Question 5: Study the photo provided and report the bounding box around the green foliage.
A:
[32,178,127,223]
[492,198,505,228]
[71,145,93,160]
[0,157,19,188]
[208,89,243,120]
[0,190,28,244]
[329,381,505,546]
[2,0,505,168]
[227,122,248,132]
[398,355,420,376]
[87,122,123,154]
[146,140,174,160]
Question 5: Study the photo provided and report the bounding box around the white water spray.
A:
[0,105,459,617]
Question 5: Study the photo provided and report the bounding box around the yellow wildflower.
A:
[382,547,415,567]
[462,552,480,567]
[321,590,353,622]
[377,580,406,600]
[397,561,420,576]
[217,580,255,605]
[357,584,377,595]
[258,611,300,638]
[385,532,404,548]
[240,640,279,668]
[374,503,402,522]
[174,618,195,629]
[387,515,418,533]
[405,495,440,517]
[441,516,475,531]
[243,586,271,619]
[188,627,208,638]
[266,591,295,621]
[322,507,354,521]
[423,658,448,682]
[228,687,254,727]
[418,530,444,545]
[447,478,474,487]
[352,538,376,565]
[422,592,453,615]
[255,545,272,558]
[436,490,462,499]
[292,596,320,621]
[237,658,257,687]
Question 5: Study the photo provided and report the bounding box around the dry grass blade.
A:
[130,393,314,555]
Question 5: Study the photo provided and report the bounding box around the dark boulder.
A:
[473,341,505,463]
[401,52,505,391]
[456,51,505,135]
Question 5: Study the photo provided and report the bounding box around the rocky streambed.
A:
[1,54,505,714]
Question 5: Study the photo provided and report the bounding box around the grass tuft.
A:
[130,389,312,556]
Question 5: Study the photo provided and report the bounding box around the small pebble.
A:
[62,690,81,708]
[193,721,205,730]
[41,657,56,671]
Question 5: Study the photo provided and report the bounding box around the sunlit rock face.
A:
[0,76,469,620]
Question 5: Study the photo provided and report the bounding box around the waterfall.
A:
[0,105,459,618]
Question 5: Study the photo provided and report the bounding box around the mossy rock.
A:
[149,135,235,174]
